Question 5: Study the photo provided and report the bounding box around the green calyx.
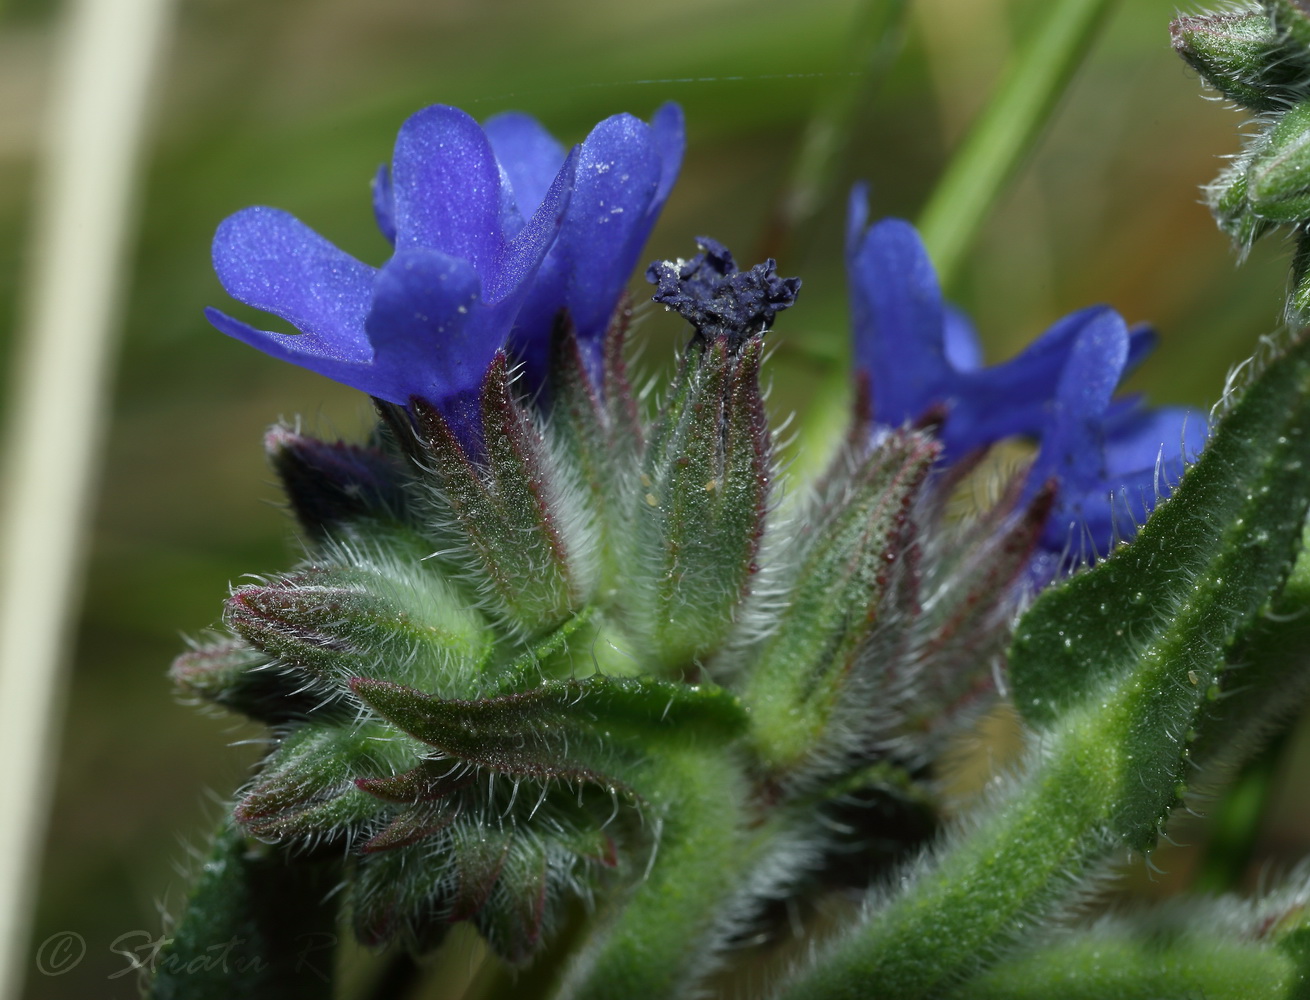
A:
[169,306,1049,989]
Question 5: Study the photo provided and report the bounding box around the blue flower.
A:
[206,103,684,427]
[1024,320,1207,563]
[845,184,1207,559]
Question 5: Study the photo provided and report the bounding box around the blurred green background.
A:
[4,0,1307,996]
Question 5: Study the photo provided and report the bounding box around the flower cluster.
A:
[184,100,1213,989]
[210,109,1201,566]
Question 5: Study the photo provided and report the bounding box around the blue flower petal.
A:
[845,182,871,260]
[1104,405,1207,473]
[1024,316,1211,554]
[205,307,379,386]
[510,108,685,386]
[210,102,684,427]
[947,306,1117,450]
[943,306,982,372]
[211,206,376,361]
[489,146,578,306]
[650,102,686,210]
[559,114,664,337]
[1125,323,1157,375]
[1027,310,1130,494]
[371,165,396,245]
[390,105,505,276]
[845,187,1209,568]
[848,216,948,426]
[362,248,487,405]
[484,111,568,221]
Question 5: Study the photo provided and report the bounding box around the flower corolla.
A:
[207,103,684,429]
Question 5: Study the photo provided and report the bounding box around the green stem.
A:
[954,929,1298,1000]
[917,0,1118,289]
[775,715,1113,1000]
[550,745,755,1000]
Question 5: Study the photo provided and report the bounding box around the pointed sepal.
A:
[225,551,490,692]
[624,334,774,668]
[352,672,748,791]
[168,636,310,723]
[899,478,1056,750]
[410,352,597,634]
[1246,102,1310,224]
[743,427,939,779]
[233,722,422,844]
[1209,158,1277,252]
[548,320,642,590]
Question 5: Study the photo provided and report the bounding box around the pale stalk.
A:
[917,0,1118,289]
[0,0,174,996]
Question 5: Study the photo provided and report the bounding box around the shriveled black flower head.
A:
[646,237,800,349]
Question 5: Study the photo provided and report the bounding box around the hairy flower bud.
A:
[1247,101,1310,222]
[1171,11,1301,110]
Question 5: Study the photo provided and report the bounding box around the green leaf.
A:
[1011,334,1310,849]
[1011,334,1310,724]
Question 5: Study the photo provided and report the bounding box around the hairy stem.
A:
[551,744,755,1000]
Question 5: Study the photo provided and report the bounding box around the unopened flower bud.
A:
[1247,101,1310,222]
[1171,11,1292,110]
